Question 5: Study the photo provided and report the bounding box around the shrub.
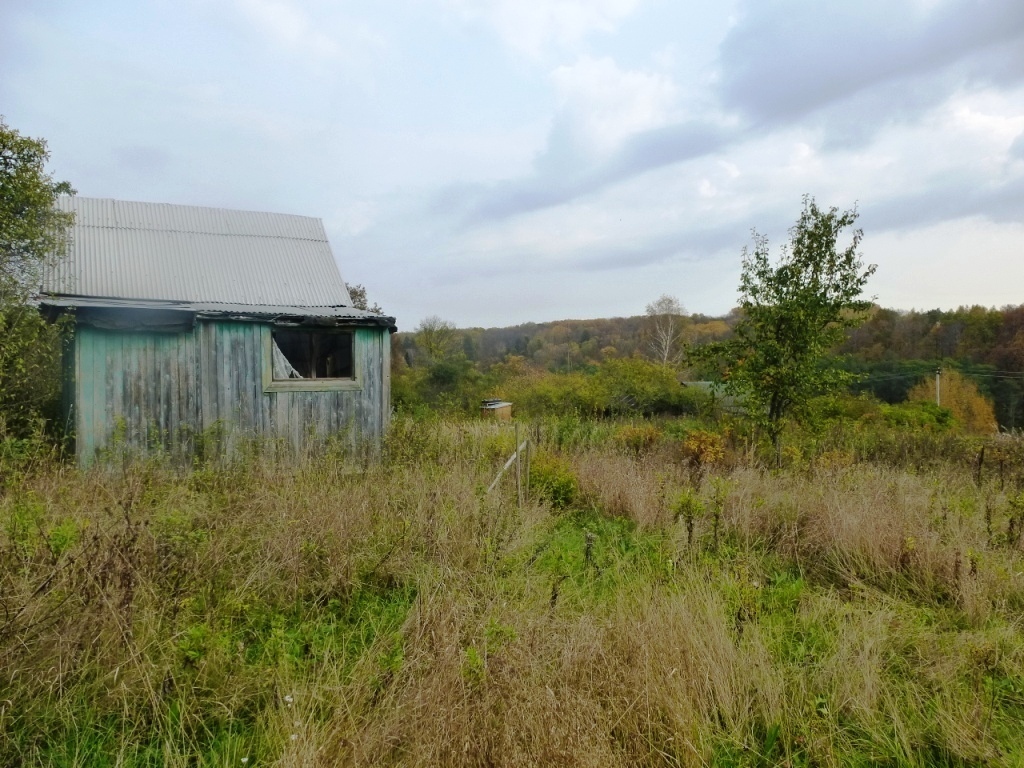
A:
[681,429,725,472]
[872,400,954,430]
[528,452,579,509]
[613,424,662,456]
[597,358,707,416]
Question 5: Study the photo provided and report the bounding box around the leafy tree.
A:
[414,315,457,364]
[0,118,75,436]
[644,294,688,368]
[1,120,74,303]
[348,283,383,314]
[694,196,876,453]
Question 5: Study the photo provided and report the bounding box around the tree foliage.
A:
[908,369,998,434]
[644,294,688,368]
[1,118,74,304]
[0,118,75,436]
[838,305,1024,430]
[695,196,876,447]
[415,315,458,364]
[348,283,383,314]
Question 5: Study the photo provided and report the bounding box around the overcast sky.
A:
[3,0,1023,329]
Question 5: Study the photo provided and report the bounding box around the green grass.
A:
[2,418,1023,766]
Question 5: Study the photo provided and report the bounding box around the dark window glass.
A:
[273,329,353,380]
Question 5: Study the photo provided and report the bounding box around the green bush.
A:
[529,452,579,509]
[874,400,954,430]
[497,370,601,417]
[597,358,707,416]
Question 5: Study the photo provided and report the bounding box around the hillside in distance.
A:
[396,304,1024,429]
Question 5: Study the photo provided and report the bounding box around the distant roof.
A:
[41,197,391,326]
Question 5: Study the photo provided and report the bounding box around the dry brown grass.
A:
[2,421,1024,766]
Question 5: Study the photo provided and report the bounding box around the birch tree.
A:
[645,294,687,368]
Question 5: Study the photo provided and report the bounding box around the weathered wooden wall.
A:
[69,320,390,464]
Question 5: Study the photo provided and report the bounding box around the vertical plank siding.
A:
[71,321,390,465]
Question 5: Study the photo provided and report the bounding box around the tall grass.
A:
[2,418,1023,766]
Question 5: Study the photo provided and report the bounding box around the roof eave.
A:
[37,294,398,332]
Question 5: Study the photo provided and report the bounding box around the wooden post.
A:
[486,437,530,495]
[525,438,531,503]
[515,423,522,508]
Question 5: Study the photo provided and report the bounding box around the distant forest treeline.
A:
[396,314,733,369]
[395,304,1024,429]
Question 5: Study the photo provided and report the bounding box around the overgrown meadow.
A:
[3,412,1024,767]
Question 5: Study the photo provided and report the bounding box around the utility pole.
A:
[935,366,941,407]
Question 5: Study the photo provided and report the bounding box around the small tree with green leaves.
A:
[348,283,383,314]
[0,118,75,436]
[415,315,458,365]
[694,196,876,457]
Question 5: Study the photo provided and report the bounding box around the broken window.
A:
[272,329,354,380]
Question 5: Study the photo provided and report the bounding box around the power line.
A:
[855,372,931,382]
[854,369,1024,382]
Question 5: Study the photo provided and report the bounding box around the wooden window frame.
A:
[262,325,363,393]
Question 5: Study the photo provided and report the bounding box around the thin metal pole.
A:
[936,367,941,407]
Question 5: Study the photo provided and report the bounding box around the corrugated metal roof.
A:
[43,197,357,309]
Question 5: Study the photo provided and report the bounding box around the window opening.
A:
[272,329,353,380]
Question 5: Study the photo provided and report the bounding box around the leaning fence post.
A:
[486,435,530,496]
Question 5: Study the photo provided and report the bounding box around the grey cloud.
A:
[816,77,952,151]
[565,170,1024,276]
[440,0,1024,227]
[569,194,821,275]
[719,0,1024,125]
[570,220,746,273]
[1011,131,1024,160]
[859,173,1024,233]
[967,37,1024,87]
[562,173,1024,278]
[445,120,736,225]
[597,122,731,186]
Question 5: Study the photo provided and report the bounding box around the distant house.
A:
[39,197,396,465]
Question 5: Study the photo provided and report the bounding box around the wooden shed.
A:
[480,399,513,420]
[39,197,396,465]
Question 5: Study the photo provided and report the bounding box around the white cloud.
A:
[550,56,678,155]
[720,161,741,179]
[945,89,1024,156]
[443,0,641,58]
[234,0,341,59]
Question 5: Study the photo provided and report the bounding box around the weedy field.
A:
[2,417,1024,767]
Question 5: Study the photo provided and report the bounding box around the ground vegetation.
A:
[2,414,1024,766]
